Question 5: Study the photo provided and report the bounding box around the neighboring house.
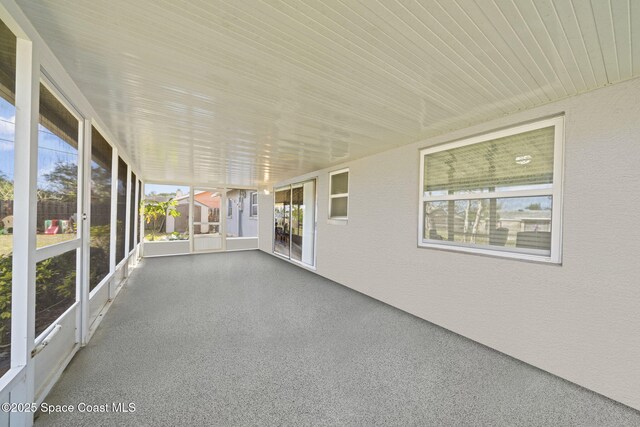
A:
[166,191,221,234]
[160,189,255,237]
[226,189,258,238]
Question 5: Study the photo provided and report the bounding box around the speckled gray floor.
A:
[36,251,640,426]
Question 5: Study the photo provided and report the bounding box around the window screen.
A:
[115,157,127,264]
[89,127,112,290]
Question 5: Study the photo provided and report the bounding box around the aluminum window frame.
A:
[272,179,318,269]
[418,116,564,264]
[328,168,349,223]
[249,191,258,217]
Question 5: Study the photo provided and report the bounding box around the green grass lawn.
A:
[0,234,76,256]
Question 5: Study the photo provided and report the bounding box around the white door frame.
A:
[191,187,226,253]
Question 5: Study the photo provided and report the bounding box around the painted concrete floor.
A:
[36,251,640,426]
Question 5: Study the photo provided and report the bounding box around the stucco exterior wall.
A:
[259,77,640,410]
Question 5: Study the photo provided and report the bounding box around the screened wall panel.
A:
[35,250,77,337]
[136,179,141,243]
[142,183,189,241]
[0,18,16,378]
[226,189,257,238]
[35,83,81,347]
[192,189,221,252]
[89,127,112,290]
[115,157,127,264]
[36,84,79,248]
[129,171,136,252]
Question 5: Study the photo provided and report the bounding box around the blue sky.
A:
[2,96,186,198]
[144,183,190,197]
[0,97,15,181]
[1,96,78,190]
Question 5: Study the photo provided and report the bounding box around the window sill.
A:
[143,240,189,243]
[418,240,561,265]
[327,218,348,226]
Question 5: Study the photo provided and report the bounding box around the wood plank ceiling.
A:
[15,0,640,187]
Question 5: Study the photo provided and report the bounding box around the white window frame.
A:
[418,116,564,264]
[250,191,258,217]
[328,168,349,223]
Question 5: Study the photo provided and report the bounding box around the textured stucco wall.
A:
[259,77,640,410]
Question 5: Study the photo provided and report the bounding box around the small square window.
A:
[329,169,349,220]
[250,192,258,217]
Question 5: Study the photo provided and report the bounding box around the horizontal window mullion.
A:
[330,193,348,198]
[35,238,81,263]
[422,188,554,202]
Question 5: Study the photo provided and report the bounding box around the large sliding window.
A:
[273,180,316,267]
[419,117,564,263]
[0,19,16,377]
[89,127,112,290]
[36,82,81,336]
[115,157,127,264]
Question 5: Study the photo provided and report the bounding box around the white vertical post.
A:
[221,189,227,252]
[188,186,194,253]
[80,119,91,345]
[11,36,38,426]
[73,117,85,346]
[108,148,118,299]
